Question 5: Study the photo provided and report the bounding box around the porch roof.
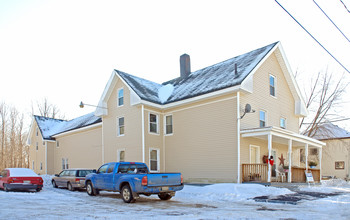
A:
[241,126,325,148]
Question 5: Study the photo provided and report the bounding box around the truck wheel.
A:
[52,180,58,188]
[36,188,42,192]
[67,182,74,191]
[4,184,9,192]
[158,193,172,200]
[86,182,98,196]
[121,185,135,203]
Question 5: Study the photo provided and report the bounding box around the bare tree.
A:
[32,97,65,119]
[0,102,7,169]
[299,70,349,137]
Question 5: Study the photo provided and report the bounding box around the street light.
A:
[79,101,107,109]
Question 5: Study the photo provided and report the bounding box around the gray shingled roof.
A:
[311,123,350,140]
[35,112,102,140]
[117,42,278,104]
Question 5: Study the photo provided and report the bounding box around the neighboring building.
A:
[28,42,324,183]
[312,123,350,180]
[28,113,102,174]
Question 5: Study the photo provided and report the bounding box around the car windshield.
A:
[77,170,93,177]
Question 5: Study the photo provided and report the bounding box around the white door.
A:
[250,145,260,163]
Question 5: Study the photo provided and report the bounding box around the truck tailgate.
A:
[147,173,182,187]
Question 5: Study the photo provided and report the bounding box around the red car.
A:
[0,168,43,192]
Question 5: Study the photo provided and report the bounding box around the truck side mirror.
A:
[93,169,97,173]
[54,174,59,177]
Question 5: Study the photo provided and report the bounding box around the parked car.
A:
[0,168,43,192]
[52,168,95,191]
[85,162,184,203]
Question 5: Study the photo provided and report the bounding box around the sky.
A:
[1,0,350,130]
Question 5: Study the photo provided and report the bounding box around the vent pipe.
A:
[180,54,191,78]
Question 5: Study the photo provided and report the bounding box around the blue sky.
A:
[1,0,349,129]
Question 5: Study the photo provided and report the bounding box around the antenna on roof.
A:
[235,63,238,75]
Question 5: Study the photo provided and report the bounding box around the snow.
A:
[1,176,350,219]
[35,112,101,140]
[158,84,174,103]
[7,168,38,177]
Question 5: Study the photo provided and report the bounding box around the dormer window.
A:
[118,88,124,107]
[269,74,276,97]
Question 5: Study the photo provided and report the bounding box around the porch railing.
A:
[242,164,268,183]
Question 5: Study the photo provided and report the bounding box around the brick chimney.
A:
[180,54,191,78]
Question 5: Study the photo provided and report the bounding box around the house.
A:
[28,41,325,183]
[312,123,350,180]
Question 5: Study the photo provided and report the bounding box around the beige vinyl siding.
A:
[164,94,237,183]
[29,122,46,174]
[103,79,142,163]
[53,126,102,174]
[240,52,299,132]
[321,139,350,179]
[47,142,55,174]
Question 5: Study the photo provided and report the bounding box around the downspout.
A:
[237,91,241,183]
[141,105,145,163]
[305,144,309,172]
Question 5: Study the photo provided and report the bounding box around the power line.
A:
[340,0,350,13]
[275,0,350,74]
[313,0,350,43]
[302,117,350,124]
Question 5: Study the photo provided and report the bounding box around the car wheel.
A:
[86,181,98,196]
[52,180,58,188]
[158,193,172,200]
[121,185,135,203]
[67,182,74,191]
[36,188,42,192]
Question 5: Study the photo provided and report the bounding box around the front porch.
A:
[242,164,321,183]
[240,126,325,184]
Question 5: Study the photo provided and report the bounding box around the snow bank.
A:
[158,84,174,103]
[176,183,292,202]
[297,179,350,193]
[8,168,38,177]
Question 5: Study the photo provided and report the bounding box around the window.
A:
[32,161,35,170]
[62,158,69,170]
[97,164,108,174]
[165,115,173,135]
[259,111,266,128]
[269,74,276,96]
[42,141,45,146]
[118,117,125,136]
[107,164,115,173]
[149,113,158,134]
[335,161,345,169]
[56,141,59,148]
[36,142,38,151]
[117,149,125,162]
[36,127,38,136]
[149,148,160,172]
[118,88,124,107]
[280,118,286,129]
[40,162,43,171]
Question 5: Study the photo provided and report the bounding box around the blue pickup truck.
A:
[85,162,184,203]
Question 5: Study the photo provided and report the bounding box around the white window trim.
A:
[249,145,261,164]
[280,117,286,129]
[117,116,125,137]
[117,148,126,162]
[149,148,160,173]
[164,114,173,136]
[117,87,124,107]
[148,112,159,135]
[259,110,267,128]
[269,74,277,98]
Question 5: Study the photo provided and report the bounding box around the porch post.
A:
[267,134,272,182]
[305,144,309,172]
[288,139,292,183]
[319,147,322,181]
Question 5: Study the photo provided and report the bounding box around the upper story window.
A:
[36,127,39,136]
[36,142,38,151]
[280,118,286,129]
[117,117,125,136]
[149,113,159,134]
[118,88,124,107]
[269,74,276,97]
[165,115,173,135]
[56,141,60,148]
[259,111,266,128]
